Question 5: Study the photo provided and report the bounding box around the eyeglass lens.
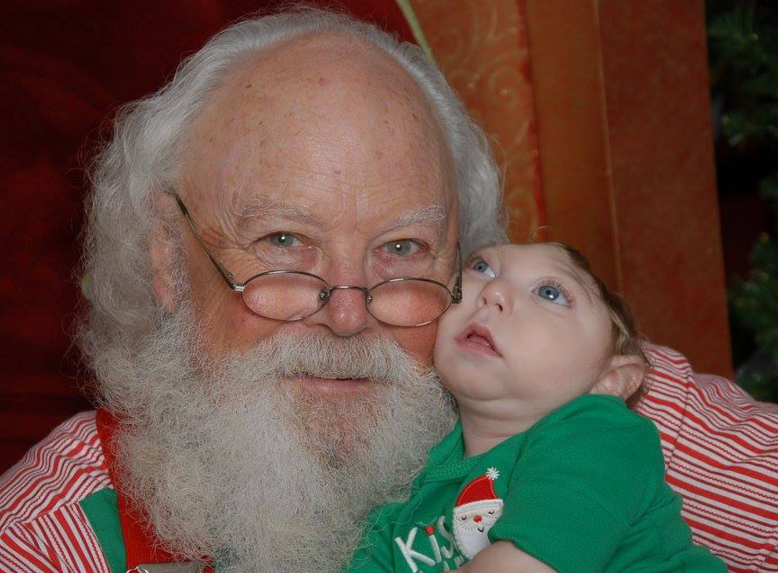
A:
[241,273,452,326]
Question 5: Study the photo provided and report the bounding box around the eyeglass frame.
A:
[165,189,463,327]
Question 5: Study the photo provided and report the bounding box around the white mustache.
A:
[233,331,426,385]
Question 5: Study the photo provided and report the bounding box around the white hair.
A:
[79,6,505,356]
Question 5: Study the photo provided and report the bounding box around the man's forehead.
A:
[201,32,433,126]
[239,32,416,88]
[180,31,457,236]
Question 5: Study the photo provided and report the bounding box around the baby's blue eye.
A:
[536,284,570,307]
[471,259,496,278]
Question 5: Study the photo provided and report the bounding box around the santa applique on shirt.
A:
[452,467,504,559]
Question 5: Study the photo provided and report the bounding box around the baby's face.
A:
[434,244,614,413]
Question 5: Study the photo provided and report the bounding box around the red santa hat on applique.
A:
[455,467,500,507]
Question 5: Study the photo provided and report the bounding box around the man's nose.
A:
[321,287,372,335]
[473,515,483,523]
[304,271,373,336]
[476,279,509,313]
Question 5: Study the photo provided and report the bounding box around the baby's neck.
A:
[458,401,544,458]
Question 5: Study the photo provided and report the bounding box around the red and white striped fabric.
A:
[637,344,778,573]
[0,412,111,573]
[1,346,777,572]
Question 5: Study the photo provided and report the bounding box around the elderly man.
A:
[1,7,777,573]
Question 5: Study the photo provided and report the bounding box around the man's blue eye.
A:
[386,240,419,257]
[471,259,496,278]
[536,284,570,307]
[268,233,299,247]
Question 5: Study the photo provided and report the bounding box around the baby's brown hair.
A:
[550,243,649,408]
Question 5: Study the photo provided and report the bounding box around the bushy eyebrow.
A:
[234,196,323,229]
[233,195,447,236]
[381,205,446,234]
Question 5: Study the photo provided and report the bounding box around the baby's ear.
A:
[589,355,646,400]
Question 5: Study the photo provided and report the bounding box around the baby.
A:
[347,243,727,573]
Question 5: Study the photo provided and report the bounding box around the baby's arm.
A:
[457,541,557,573]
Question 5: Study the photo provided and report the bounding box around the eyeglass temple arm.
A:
[452,242,463,304]
[167,190,240,290]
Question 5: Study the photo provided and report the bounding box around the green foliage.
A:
[759,171,778,200]
[709,1,778,400]
[731,236,778,357]
[737,368,778,403]
[729,236,778,401]
[708,1,778,186]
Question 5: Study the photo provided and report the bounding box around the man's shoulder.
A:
[638,344,778,461]
[0,410,113,534]
[638,344,778,571]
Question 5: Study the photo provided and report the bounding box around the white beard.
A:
[97,309,456,573]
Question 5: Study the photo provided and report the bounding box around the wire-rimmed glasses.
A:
[168,190,462,327]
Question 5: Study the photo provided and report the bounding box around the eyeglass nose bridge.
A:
[319,284,374,305]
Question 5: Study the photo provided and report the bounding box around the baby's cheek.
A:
[432,338,447,372]
[433,304,470,384]
[434,305,460,347]
[432,335,460,382]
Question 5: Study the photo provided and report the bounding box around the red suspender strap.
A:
[96,409,214,572]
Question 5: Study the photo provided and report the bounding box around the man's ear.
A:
[150,213,178,313]
[589,355,646,400]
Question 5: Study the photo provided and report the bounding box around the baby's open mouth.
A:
[467,332,495,350]
[456,324,501,356]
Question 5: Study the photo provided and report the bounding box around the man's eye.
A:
[470,258,496,278]
[385,240,421,257]
[534,284,571,307]
[266,233,300,247]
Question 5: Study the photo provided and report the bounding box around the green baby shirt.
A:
[346,395,728,573]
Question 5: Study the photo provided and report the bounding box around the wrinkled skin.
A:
[153,33,460,397]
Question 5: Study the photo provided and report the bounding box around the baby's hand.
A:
[457,541,558,573]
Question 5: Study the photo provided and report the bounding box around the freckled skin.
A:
[169,33,459,366]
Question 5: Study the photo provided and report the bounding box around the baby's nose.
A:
[473,515,483,523]
[477,280,508,313]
